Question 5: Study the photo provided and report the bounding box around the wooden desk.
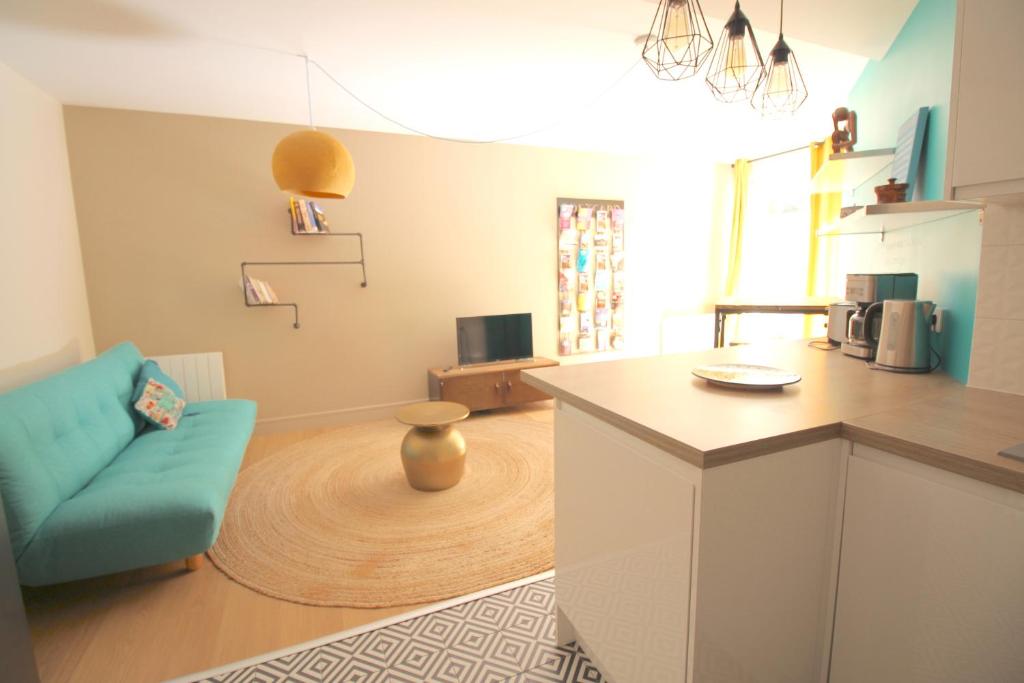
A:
[713,301,830,348]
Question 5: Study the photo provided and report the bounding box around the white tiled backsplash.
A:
[970,203,1024,395]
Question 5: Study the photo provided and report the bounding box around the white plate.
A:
[692,363,802,389]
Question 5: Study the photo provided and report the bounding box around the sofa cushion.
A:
[0,342,143,559]
[134,378,186,430]
[129,360,185,434]
[15,399,256,586]
[132,360,185,406]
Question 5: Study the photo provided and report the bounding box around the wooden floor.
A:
[22,405,552,683]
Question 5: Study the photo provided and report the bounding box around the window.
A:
[727,149,827,344]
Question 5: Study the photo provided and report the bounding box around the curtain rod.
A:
[732,144,809,166]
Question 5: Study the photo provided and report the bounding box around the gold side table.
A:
[395,401,470,491]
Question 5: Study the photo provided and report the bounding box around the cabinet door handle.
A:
[494,382,501,391]
[506,380,513,390]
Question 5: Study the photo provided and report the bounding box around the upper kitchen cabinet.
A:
[946,0,1024,200]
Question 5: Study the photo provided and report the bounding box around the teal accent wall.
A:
[842,0,980,383]
[848,0,956,201]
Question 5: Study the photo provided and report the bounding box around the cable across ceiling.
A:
[262,46,643,145]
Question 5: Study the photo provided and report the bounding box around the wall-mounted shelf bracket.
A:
[240,232,367,329]
[816,201,984,242]
[810,148,896,194]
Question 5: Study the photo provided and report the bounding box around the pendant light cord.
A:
[304,54,315,129]
[779,0,784,35]
[304,55,642,145]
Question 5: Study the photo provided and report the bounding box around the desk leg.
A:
[715,310,727,348]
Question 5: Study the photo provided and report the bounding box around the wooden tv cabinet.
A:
[427,358,559,412]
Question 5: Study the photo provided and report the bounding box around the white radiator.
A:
[147,352,226,401]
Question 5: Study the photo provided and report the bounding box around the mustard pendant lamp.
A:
[272,56,355,199]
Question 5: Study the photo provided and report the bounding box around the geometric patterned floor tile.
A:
[197,578,604,683]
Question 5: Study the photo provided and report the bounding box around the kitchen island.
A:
[523,342,1024,683]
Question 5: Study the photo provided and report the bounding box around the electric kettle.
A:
[872,300,941,373]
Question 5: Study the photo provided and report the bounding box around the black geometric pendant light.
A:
[754,0,808,115]
[641,0,715,81]
[705,1,765,103]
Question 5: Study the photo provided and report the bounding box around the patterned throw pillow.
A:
[134,378,186,430]
[130,360,187,433]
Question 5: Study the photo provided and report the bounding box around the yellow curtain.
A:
[725,159,750,297]
[806,139,842,336]
[808,139,841,297]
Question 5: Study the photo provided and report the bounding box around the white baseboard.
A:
[254,398,428,435]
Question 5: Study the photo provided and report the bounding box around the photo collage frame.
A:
[557,198,625,356]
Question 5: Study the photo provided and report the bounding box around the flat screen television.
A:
[456,313,534,366]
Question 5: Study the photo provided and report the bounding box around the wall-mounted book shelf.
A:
[241,231,367,329]
[811,148,896,194]
[817,200,984,240]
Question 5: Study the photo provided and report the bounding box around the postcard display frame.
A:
[557,198,625,356]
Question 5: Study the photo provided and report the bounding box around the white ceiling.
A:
[0,0,916,161]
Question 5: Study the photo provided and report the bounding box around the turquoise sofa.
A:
[0,342,256,586]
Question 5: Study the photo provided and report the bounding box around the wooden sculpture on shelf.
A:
[831,107,858,154]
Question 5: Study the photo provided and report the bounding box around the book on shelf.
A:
[291,197,308,233]
[305,201,319,233]
[288,196,329,234]
[243,275,280,305]
[289,197,306,233]
[243,276,261,305]
[263,281,280,303]
[288,197,300,234]
[256,278,274,303]
[310,201,329,232]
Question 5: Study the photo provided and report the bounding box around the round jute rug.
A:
[208,410,553,607]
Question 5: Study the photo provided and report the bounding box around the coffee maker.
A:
[841,273,919,359]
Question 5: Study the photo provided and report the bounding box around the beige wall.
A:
[0,63,94,393]
[64,107,713,424]
[970,203,1024,395]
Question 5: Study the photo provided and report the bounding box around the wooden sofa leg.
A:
[185,553,204,571]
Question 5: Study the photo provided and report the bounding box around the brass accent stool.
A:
[395,401,470,491]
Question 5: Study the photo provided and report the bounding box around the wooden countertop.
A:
[522,342,1024,493]
[842,389,1024,493]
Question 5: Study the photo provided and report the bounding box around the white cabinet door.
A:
[948,0,1024,198]
[554,402,845,683]
[692,438,844,683]
[555,403,699,683]
[831,444,1024,683]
